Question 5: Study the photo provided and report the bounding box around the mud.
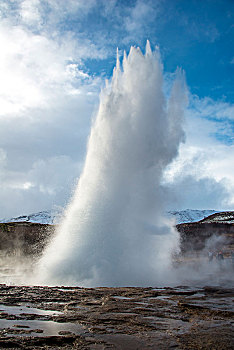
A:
[0,284,233,349]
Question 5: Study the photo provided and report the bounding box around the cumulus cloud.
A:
[20,0,42,27]
[163,95,234,209]
[164,175,231,211]
[122,0,161,44]
[0,88,99,218]
[0,1,103,217]
[124,0,155,32]
[0,19,103,117]
[0,153,81,218]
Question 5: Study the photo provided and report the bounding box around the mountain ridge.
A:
[0,208,225,225]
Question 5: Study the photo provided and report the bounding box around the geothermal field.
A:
[0,45,233,349]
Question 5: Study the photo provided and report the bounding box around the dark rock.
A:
[0,222,55,256]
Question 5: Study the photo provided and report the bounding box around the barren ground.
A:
[0,283,233,349]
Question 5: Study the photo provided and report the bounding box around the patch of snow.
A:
[200,211,234,224]
[1,207,64,225]
[167,209,220,224]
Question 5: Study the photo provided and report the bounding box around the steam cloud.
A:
[36,42,186,287]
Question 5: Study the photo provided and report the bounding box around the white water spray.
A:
[37,42,186,287]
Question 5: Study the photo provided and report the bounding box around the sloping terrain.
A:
[0,211,233,257]
[168,209,219,224]
[199,211,234,224]
[176,211,234,253]
[0,208,64,225]
[0,222,54,256]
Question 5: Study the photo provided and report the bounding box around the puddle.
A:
[0,304,61,316]
[0,304,86,337]
[113,296,132,300]
[187,293,205,298]
[57,288,78,292]
[149,295,176,305]
[156,295,171,300]
[152,288,166,292]
[0,319,86,337]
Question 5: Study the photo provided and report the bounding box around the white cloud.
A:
[164,175,231,211]
[0,154,82,218]
[0,19,104,117]
[0,0,98,30]
[163,95,234,209]
[20,0,42,27]
[125,1,152,32]
[190,95,234,121]
[0,1,104,217]
[0,86,99,218]
[123,0,161,42]
[46,0,97,18]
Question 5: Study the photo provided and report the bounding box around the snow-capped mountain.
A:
[1,208,64,225]
[1,208,223,225]
[199,211,234,224]
[168,209,220,224]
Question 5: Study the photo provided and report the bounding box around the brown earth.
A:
[0,222,54,257]
[176,222,234,253]
[0,220,233,258]
[0,284,233,349]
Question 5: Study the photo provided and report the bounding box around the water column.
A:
[37,42,186,287]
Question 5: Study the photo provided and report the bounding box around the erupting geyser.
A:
[37,42,186,287]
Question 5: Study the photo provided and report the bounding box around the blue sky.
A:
[53,0,234,102]
[79,0,234,101]
[0,0,233,217]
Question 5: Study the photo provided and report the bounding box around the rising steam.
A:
[36,42,186,287]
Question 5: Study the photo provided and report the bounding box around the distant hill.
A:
[1,208,222,225]
[176,211,234,253]
[0,210,233,256]
[168,209,220,224]
[0,208,64,225]
[199,211,234,224]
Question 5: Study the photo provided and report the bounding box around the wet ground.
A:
[0,284,233,349]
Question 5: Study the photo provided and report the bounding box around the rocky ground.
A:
[0,283,233,349]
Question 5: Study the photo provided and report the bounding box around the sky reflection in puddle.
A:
[0,319,85,337]
[0,304,61,316]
